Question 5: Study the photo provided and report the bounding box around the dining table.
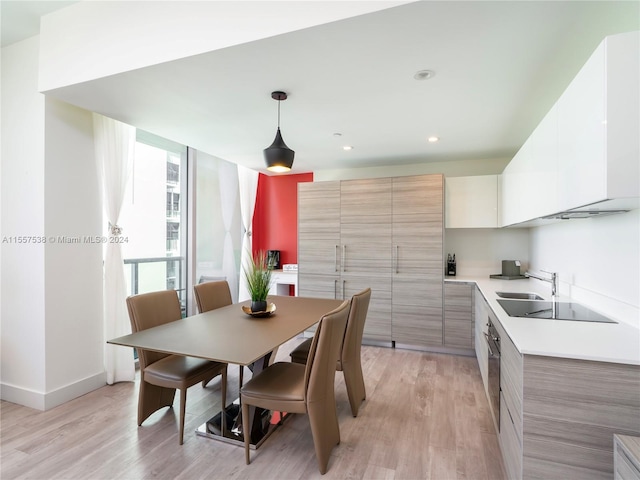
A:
[108,294,345,448]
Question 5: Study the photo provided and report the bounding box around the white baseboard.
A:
[1,371,107,411]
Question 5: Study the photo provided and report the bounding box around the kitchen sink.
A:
[496,299,617,323]
[496,291,544,300]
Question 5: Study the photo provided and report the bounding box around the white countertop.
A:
[445,276,640,365]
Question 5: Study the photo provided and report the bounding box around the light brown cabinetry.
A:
[298,174,443,346]
[392,175,443,346]
[615,435,640,480]
[443,283,474,348]
[474,297,640,479]
[491,316,523,479]
[522,356,640,479]
[340,178,393,341]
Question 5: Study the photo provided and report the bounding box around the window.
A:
[120,130,188,311]
[167,161,180,184]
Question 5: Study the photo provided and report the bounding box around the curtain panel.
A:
[93,113,136,384]
[238,166,259,302]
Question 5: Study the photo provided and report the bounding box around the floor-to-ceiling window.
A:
[120,130,188,312]
[193,150,243,305]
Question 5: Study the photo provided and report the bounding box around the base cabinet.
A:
[521,356,640,479]
[614,435,640,480]
[444,283,474,349]
[474,286,640,479]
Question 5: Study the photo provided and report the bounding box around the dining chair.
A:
[126,289,228,445]
[240,299,351,475]
[193,279,233,313]
[289,288,371,417]
[193,280,252,390]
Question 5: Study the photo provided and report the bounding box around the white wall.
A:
[1,37,105,409]
[445,228,530,277]
[529,210,640,326]
[1,37,47,399]
[43,97,104,401]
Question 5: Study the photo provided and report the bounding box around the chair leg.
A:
[179,388,187,445]
[307,396,340,474]
[342,361,366,417]
[241,401,251,465]
[138,380,176,426]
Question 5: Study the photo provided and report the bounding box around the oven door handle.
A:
[484,332,500,358]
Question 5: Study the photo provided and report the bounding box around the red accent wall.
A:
[252,172,313,266]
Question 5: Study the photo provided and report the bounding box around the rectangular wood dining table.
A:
[107,294,345,447]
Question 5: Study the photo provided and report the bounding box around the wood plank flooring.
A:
[1,340,506,480]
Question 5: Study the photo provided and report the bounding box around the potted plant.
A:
[243,250,272,312]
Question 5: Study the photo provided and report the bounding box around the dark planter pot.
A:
[251,300,268,313]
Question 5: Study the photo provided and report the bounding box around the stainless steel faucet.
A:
[525,270,558,298]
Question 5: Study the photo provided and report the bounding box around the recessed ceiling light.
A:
[343,146,353,151]
[414,69,435,81]
[428,136,439,143]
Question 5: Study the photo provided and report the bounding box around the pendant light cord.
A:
[277,99,281,129]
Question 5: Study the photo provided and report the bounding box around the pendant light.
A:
[264,91,295,172]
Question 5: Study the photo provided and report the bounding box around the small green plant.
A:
[243,250,272,302]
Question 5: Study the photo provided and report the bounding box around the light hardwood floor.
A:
[1,340,506,480]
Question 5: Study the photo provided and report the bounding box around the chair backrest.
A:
[340,288,371,367]
[304,300,351,403]
[126,290,182,369]
[193,280,232,313]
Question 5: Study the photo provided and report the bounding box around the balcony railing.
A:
[124,256,186,314]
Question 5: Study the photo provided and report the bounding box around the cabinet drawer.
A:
[499,392,523,480]
[444,283,473,348]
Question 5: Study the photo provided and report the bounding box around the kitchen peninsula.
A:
[446,275,640,479]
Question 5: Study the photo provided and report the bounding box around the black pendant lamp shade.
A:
[264,91,295,172]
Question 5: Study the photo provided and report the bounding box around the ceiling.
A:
[5,1,639,174]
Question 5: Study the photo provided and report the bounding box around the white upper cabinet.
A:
[500,31,639,227]
[445,175,499,228]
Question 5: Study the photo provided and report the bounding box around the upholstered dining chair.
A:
[289,288,371,417]
[126,290,228,445]
[240,299,351,475]
[193,280,256,390]
[193,279,233,313]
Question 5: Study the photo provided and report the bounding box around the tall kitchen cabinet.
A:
[391,175,443,346]
[298,174,444,346]
[340,178,393,342]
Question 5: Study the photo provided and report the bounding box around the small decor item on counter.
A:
[447,253,457,276]
[241,302,277,318]
[490,260,526,280]
[266,250,280,270]
[243,250,273,312]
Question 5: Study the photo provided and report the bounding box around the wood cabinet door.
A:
[297,273,340,300]
[444,283,473,348]
[342,273,392,342]
[391,175,444,346]
[340,178,393,275]
[298,181,341,275]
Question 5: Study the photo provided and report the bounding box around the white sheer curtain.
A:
[238,166,259,301]
[219,161,239,302]
[93,113,136,384]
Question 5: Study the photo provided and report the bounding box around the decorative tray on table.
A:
[241,303,277,318]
